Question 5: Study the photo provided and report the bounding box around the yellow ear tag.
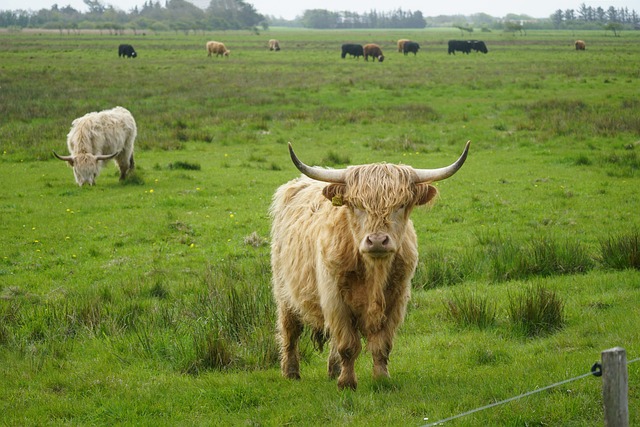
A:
[332,195,343,206]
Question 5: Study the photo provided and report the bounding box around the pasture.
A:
[1,28,639,425]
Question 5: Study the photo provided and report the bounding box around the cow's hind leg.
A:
[277,304,303,380]
[115,155,130,181]
[116,154,134,181]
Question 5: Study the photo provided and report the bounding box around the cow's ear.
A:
[415,184,438,206]
[323,184,347,206]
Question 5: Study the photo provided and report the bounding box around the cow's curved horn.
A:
[288,143,347,183]
[53,151,73,162]
[95,151,120,161]
[413,141,470,183]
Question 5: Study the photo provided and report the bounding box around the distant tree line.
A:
[0,0,267,32]
[0,0,638,32]
[551,3,639,30]
[300,9,426,29]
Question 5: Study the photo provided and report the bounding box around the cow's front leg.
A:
[328,322,361,389]
[326,302,361,389]
[367,330,392,379]
[116,155,131,180]
[337,338,361,390]
[277,304,303,380]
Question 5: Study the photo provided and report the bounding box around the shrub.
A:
[415,248,468,289]
[488,237,593,282]
[574,154,592,166]
[508,285,565,337]
[445,291,497,329]
[168,161,201,171]
[600,231,640,270]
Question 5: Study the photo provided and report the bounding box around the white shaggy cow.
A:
[270,142,470,390]
[54,106,136,186]
[268,39,281,51]
[206,41,230,57]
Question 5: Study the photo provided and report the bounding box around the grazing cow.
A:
[575,40,586,50]
[363,44,384,62]
[470,40,488,53]
[53,106,136,186]
[448,40,471,54]
[118,44,137,58]
[269,39,281,51]
[206,41,230,57]
[397,39,410,52]
[270,142,470,390]
[341,43,364,59]
[403,41,420,56]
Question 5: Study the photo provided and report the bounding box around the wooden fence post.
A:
[602,347,629,427]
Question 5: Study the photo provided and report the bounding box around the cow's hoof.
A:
[284,371,301,380]
[373,365,390,379]
[337,378,357,391]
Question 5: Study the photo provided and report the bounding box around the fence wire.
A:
[422,356,640,427]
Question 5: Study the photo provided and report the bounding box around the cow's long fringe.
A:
[346,164,421,213]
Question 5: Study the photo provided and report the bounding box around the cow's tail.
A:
[311,328,329,352]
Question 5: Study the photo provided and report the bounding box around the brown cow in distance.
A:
[270,142,470,390]
[363,43,384,62]
[575,40,586,50]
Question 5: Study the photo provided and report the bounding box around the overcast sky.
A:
[1,0,633,20]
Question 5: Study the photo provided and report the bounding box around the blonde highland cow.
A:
[270,141,470,390]
[206,41,230,57]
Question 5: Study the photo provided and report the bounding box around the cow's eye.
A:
[352,206,366,217]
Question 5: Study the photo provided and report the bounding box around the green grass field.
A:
[1,28,639,425]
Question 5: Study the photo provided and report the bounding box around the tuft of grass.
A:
[167,161,201,171]
[574,154,592,166]
[600,230,640,270]
[121,169,145,186]
[416,248,470,289]
[445,291,497,329]
[243,231,268,247]
[526,237,594,276]
[508,284,565,337]
[149,282,170,299]
[602,150,639,178]
[488,237,594,282]
[186,327,234,374]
